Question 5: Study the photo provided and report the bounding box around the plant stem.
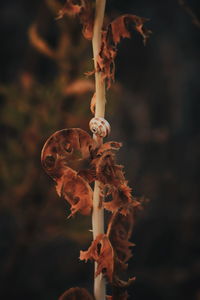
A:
[92,0,106,118]
[92,0,106,299]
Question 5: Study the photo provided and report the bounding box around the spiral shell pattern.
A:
[89,117,111,138]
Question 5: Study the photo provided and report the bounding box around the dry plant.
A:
[39,1,151,299]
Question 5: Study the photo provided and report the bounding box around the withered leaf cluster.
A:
[42,1,149,298]
[41,128,141,298]
[41,128,95,217]
[57,0,151,89]
[80,211,137,298]
[41,129,139,217]
[80,233,114,281]
[57,0,94,40]
[97,15,151,88]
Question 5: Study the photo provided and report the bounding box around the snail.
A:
[89,117,111,138]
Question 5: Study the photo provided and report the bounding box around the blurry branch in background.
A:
[178,0,200,28]
[28,0,92,86]
[29,24,57,58]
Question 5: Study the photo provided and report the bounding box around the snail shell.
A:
[89,117,111,138]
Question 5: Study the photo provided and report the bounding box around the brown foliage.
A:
[56,2,151,89]
[106,211,137,290]
[92,151,122,185]
[80,234,114,282]
[104,184,140,216]
[41,128,96,178]
[56,168,93,217]
[41,128,95,216]
[41,128,137,217]
[91,141,123,186]
[107,211,135,269]
[97,15,151,88]
[91,141,140,215]
[57,1,82,18]
[41,128,140,293]
[57,0,94,39]
[80,210,138,287]
[41,127,141,219]
[97,141,122,156]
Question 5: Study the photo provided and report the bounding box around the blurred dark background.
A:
[0,0,200,299]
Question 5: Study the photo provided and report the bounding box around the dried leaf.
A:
[90,140,140,215]
[58,287,93,300]
[79,0,94,40]
[56,0,82,19]
[104,184,140,215]
[41,128,96,216]
[91,151,124,187]
[107,211,135,268]
[41,129,141,295]
[28,24,56,58]
[97,14,151,88]
[56,168,93,217]
[77,168,96,183]
[106,211,139,292]
[97,30,116,89]
[41,128,139,216]
[97,141,122,156]
[92,141,123,186]
[111,15,151,46]
[41,128,96,178]
[80,234,114,282]
[80,234,102,261]
[57,0,94,40]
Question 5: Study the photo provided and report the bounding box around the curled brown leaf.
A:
[97,14,151,88]
[80,234,114,282]
[41,128,96,216]
[97,141,122,156]
[104,184,140,216]
[56,168,93,217]
[91,151,124,187]
[107,211,135,268]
